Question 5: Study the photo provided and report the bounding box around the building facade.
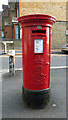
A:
[2,2,20,40]
[0,12,2,37]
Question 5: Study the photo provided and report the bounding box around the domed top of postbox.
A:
[18,14,56,27]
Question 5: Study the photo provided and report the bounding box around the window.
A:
[66,30,68,36]
[2,31,4,38]
[15,25,19,39]
[20,27,22,39]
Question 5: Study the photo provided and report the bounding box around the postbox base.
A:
[22,87,50,109]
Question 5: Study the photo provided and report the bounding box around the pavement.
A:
[2,69,66,118]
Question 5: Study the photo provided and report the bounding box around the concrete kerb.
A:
[0,53,67,57]
[0,53,22,57]
[0,49,67,57]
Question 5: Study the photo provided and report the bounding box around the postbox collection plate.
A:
[34,39,43,53]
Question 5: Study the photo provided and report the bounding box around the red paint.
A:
[18,14,56,91]
[66,44,68,47]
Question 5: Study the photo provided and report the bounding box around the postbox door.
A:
[31,33,50,90]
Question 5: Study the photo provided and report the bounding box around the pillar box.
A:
[18,14,56,108]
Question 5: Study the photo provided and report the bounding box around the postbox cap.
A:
[18,14,56,27]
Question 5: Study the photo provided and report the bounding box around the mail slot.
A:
[18,14,56,108]
[32,30,46,34]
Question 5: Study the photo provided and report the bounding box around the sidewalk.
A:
[2,69,66,118]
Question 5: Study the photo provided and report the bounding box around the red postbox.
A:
[18,14,56,108]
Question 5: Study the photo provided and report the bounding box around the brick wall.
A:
[19,2,67,49]
[0,12,2,37]
[4,25,12,39]
[52,22,66,49]
[8,40,22,50]
[19,2,66,21]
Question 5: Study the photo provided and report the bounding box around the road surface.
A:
[0,54,67,70]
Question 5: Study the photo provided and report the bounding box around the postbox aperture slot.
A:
[32,30,46,34]
[34,39,43,53]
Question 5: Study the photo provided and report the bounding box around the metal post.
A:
[9,50,15,75]
[4,42,7,53]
